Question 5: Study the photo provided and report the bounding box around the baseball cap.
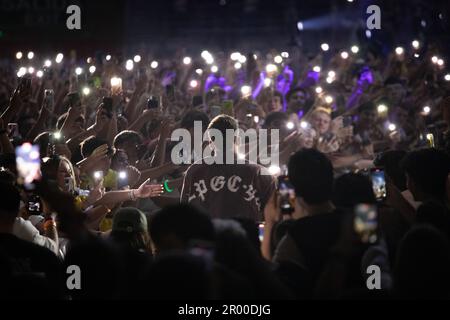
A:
[112,207,147,233]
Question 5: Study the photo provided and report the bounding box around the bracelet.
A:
[43,219,56,230]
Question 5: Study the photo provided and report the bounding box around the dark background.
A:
[0,0,449,57]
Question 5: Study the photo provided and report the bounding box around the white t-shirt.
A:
[13,217,58,255]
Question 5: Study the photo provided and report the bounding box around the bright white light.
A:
[36,70,43,78]
[82,87,91,96]
[190,80,198,88]
[237,152,246,160]
[27,51,34,59]
[281,52,289,58]
[388,123,396,132]
[201,50,211,60]
[325,95,333,104]
[377,104,388,113]
[230,52,241,61]
[328,70,336,78]
[94,171,102,179]
[105,54,111,61]
[253,116,259,124]
[268,165,281,176]
[300,121,309,129]
[313,66,321,73]
[445,74,450,81]
[195,68,203,75]
[119,171,127,179]
[266,64,277,73]
[347,0,354,2]
[183,57,192,65]
[133,55,141,63]
[414,53,420,58]
[297,22,304,31]
[53,132,62,140]
[431,56,438,64]
[238,55,246,64]
[412,40,420,49]
[395,47,404,55]
[89,65,96,74]
[234,62,242,69]
[75,67,83,75]
[326,77,334,84]
[253,54,258,60]
[87,57,92,64]
[286,122,295,130]
[44,60,52,68]
[241,85,252,96]
[321,43,329,51]
[205,57,214,65]
[150,61,158,69]
[111,77,121,87]
[264,78,272,87]
[211,65,219,73]
[17,67,27,77]
[16,52,23,59]
[422,106,431,114]
[341,51,349,59]
[28,67,35,74]
[366,30,372,38]
[315,86,323,94]
[125,59,134,71]
[351,45,359,54]
[55,53,63,63]
[437,59,444,66]
[274,55,283,64]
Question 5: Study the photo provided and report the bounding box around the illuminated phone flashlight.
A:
[28,67,35,74]
[241,85,252,97]
[412,40,420,49]
[105,54,112,61]
[266,64,277,73]
[395,47,404,55]
[93,171,103,180]
[297,21,304,31]
[300,121,309,129]
[44,60,52,68]
[189,80,198,88]
[437,59,444,66]
[125,59,134,71]
[388,123,396,132]
[253,54,258,60]
[195,68,203,75]
[321,43,329,52]
[82,87,91,96]
[264,78,272,87]
[230,52,241,61]
[234,62,242,70]
[75,67,83,75]
[211,65,218,73]
[426,133,435,147]
[16,51,23,59]
[17,67,27,78]
[414,53,420,58]
[53,131,62,140]
[237,152,246,160]
[133,55,141,63]
[281,52,289,58]
[313,65,321,73]
[253,115,260,124]
[351,45,359,54]
[341,51,349,59]
[431,56,438,64]
[365,30,372,39]
[328,70,336,78]
[183,56,192,65]
[27,51,34,60]
[268,165,281,176]
[111,76,122,87]
[325,95,333,104]
[286,121,295,130]
[36,70,43,78]
[326,77,334,84]
[315,86,323,94]
[377,104,388,114]
[445,74,450,81]
[89,65,96,74]
[274,55,283,64]
[118,171,127,180]
[55,53,63,64]
[150,61,158,69]
[238,55,247,64]
[422,106,431,115]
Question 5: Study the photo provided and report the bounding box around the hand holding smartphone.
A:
[277,175,295,215]
[354,204,378,243]
[370,168,387,202]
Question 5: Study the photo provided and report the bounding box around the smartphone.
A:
[44,89,55,112]
[370,168,387,201]
[67,92,81,108]
[277,175,295,215]
[27,194,42,215]
[15,143,41,190]
[343,116,353,128]
[426,133,435,148]
[192,95,203,107]
[102,97,114,117]
[354,204,378,243]
[258,223,265,242]
[222,100,234,116]
[147,96,160,109]
[7,123,19,138]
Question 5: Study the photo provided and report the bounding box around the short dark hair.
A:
[149,204,215,251]
[180,110,210,130]
[286,87,307,103]
[374,150,407,191]
[113,130,143,149]
[333,173,376,208]
[288,149,334,204]
[402,148,450,200]
[0,182,21,221]
[80,136,111,158]
[207,115,238,147]
[263,111,288,128]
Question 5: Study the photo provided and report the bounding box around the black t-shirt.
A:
[0,233,64,299]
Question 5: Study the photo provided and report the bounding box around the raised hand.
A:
[134,179,164,198]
